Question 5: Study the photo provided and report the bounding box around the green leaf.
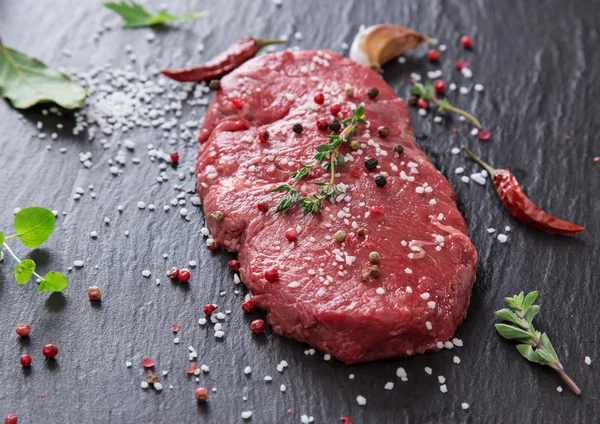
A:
[12,207,55,248]
[315,144,330,152]
[410,83,424,96]
[506,292,524,310]
[104,1,209,28]
[495,308,523,327]
[540,333,559,362]
[436,98,450,113]
[0,44,87,109]
[14,259,36,284]
[523,291,539,311]
[495,323,533,343]
[313,182,327,186]
[336,155,346,168]
[0,231,4,246]
[525,304,540,324]
[516,344,550,366]
[423,82,435,99]
[271,184,290,193]
[37,271,68,293]
[354,104,364,118]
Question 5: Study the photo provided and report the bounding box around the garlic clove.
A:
[350,24,436,71]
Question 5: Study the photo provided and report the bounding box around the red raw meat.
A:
[196,50,477,364]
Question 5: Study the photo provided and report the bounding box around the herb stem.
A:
[329,122,358,185]
[554,364,581,396]
[460,145,498,178]
[3,242,44,281]
[434,96,482,129]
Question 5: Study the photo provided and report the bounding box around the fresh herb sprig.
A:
[104,1,209,28]
[411,82,482,129]
[272,105,366,215]
[0,207,68,293]
[495,291,581,395]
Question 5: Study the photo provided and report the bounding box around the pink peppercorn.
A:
[329,104,341,116]
[142,357,155,368]
[42,344,58,359]
[314,92,324,104]
[478,130,492,141]
[417,98,428,110]
[170,152,179,165]
[233,120,249,131]
[461,36,473,48]
[203,304,216,316]
[257,202,269,213]
[258,130,269,143]
[250,319,265,334]
[241,299,255,313]
[229,260,241,272]
[370,205,384,218]
[455,60,468,71]
[167,267,179,279]
[87,286,102,301]
[232,99,243,109]
[316,117,329,130]
[208,240,220,251]
[195,387,209,402]
[15,324,30,337]
[433,79,445,94]
[4,414,18,424]
[427,49,440,62]
[264,268,278,282]
[20,354,32,367]
[177,269,191,283]
[284,228,298,242]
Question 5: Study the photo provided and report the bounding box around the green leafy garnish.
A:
[0,42,87,109]
[495,291,581,395]
[410,81,482,129]
[1,207,68,293]
[272,106,366,215]
[104,1,209,28]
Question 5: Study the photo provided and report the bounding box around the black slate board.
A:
[0,0,598,423]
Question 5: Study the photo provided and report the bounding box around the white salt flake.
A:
[356,395,367,406]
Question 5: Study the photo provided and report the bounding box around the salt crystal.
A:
[356,395,367,406]
[461,402,470,409]
[585,356,592,365]
[497,234,508,243]
[241,411,253,419]
[451,147,460,154]
[384,382,394,390]
[142,270,151,277]
[440,384,448,393]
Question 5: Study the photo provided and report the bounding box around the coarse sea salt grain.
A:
[424,367,433,375]
[461,176,470,184]
[418,108,427,117]
[396,367,407,378]
[497,234,508,243]
[453,356,461,364]
[461,402,470,410]
[356,395,367,406]
[384,382,394,390]
[74,260,84,267]
[451,147,460,154]
[584,356,592,365]
[241,411,253,419]
[557,386,563,393]
[142,270,151,277]
[440,384,448,393]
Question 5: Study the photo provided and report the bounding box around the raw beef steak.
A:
[196,50,477,364]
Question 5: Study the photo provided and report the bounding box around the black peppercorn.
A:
[209,80,221,91]
[328,119,341,132]
[408,95,419,106]
[374,175,387,187]
[365,158,378,170]
[393,145,404,155]
[377,126,390,137]
[292,123,304,134]
[367,87,379,99]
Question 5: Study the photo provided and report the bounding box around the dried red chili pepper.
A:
[461,146,584,234]
[161,38,286,82]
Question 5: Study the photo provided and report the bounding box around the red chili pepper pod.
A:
[461,146,584,234]
[161,38,286,82]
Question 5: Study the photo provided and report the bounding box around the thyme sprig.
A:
[272,105,366,215]
[495,291,581,395]
[410,82,482,129]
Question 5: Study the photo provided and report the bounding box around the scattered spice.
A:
[433,79,445,94]
[334,230,346,242]
[161,38,287,82]
[330,104,342,116]
[208,79,221,91]
[229,260,241,272]
[4,414,18,424]
[377,126,390,137]
[170,151,179,165]
[146,373,159,384]
[208,240,220,251]
[15,324,31,337]
[210,211,224,221]
[20,354,32,367]
[478,130,492,141]
[345,86,355,97]
[259,130,269,143]
[194,387,209,402]
[462,145,584,234]
[242,299,255,313]
[341,417,353,424]
[316,117,329,130]
[284,228,298,242]
[365,158,378,170]
[250,319,266,334]
[203,304,216,316]
[427,49,440,62]
[417,98,428,110]
[328,119,341,132]
[292,123,304,134]
[257,202,269,213]
[87,286,102,301]
[455,60,468,71]
[231,99,243,109]
[142,357,154,368]
[408,95,419,106]
[350,140,360,150]
[374,175,387,187]
[187,362,197,374]
[369,251,381,263]
[177,269,191,283]
[356,228,366,237]
[42,344,58,359]
[264,268,279,282]
[369,205,384,217]
[367,87,379,99]
[460,36,473,49]
[314,93,325,104]
[167,267,179,279]
[393,145,404,156]
[172,324,181,333]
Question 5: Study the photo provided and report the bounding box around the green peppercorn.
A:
[365,158,378,170]
[334,230,346,242]
[345,86,355,97]
[374,175,387,187]
[210,211,224,221]
[292,123,304,134]
[369,251,381,263]
[369,265,379,277]
[367,88,379,99]
[209,80,221,91]
[350,140,360,151]
[408,95,419,106]
[393,145,404,156]
[356,228,366,237]
[377,126,390,137]
[360,268,371,281]
[328,119,341,132]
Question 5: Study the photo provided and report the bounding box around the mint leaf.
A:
[37,271,68,293]
[14,259,36,284]
[13,207,55,248]
[104,1,209,28]
[0,44,87,109]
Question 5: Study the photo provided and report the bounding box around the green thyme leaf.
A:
[494,308,523,327]
[313,182,327,186]
[0,231,4,246]
[540,333,559,361]
[522,291,539,312]
[104,1,209,28]
[354,104,364,118]
[505,292,524,309]
[14,259,36,284]
[315,144,330,152]
[291,164,312,181]
[271,184,291,193]
[516,344,549,365]
[0,44,87,109]
[525,304,540,325]
[11,207,55,248]
[336,155,346,168]
[410,84,424,96]
[37,271,69,293]
[495,323,533,343]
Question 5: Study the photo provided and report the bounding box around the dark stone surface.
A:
[0,0,598,422]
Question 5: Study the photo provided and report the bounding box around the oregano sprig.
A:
[410,81,482,129]
[495,291,581,395]
[272,105,366,215]
[0,207,69,293]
